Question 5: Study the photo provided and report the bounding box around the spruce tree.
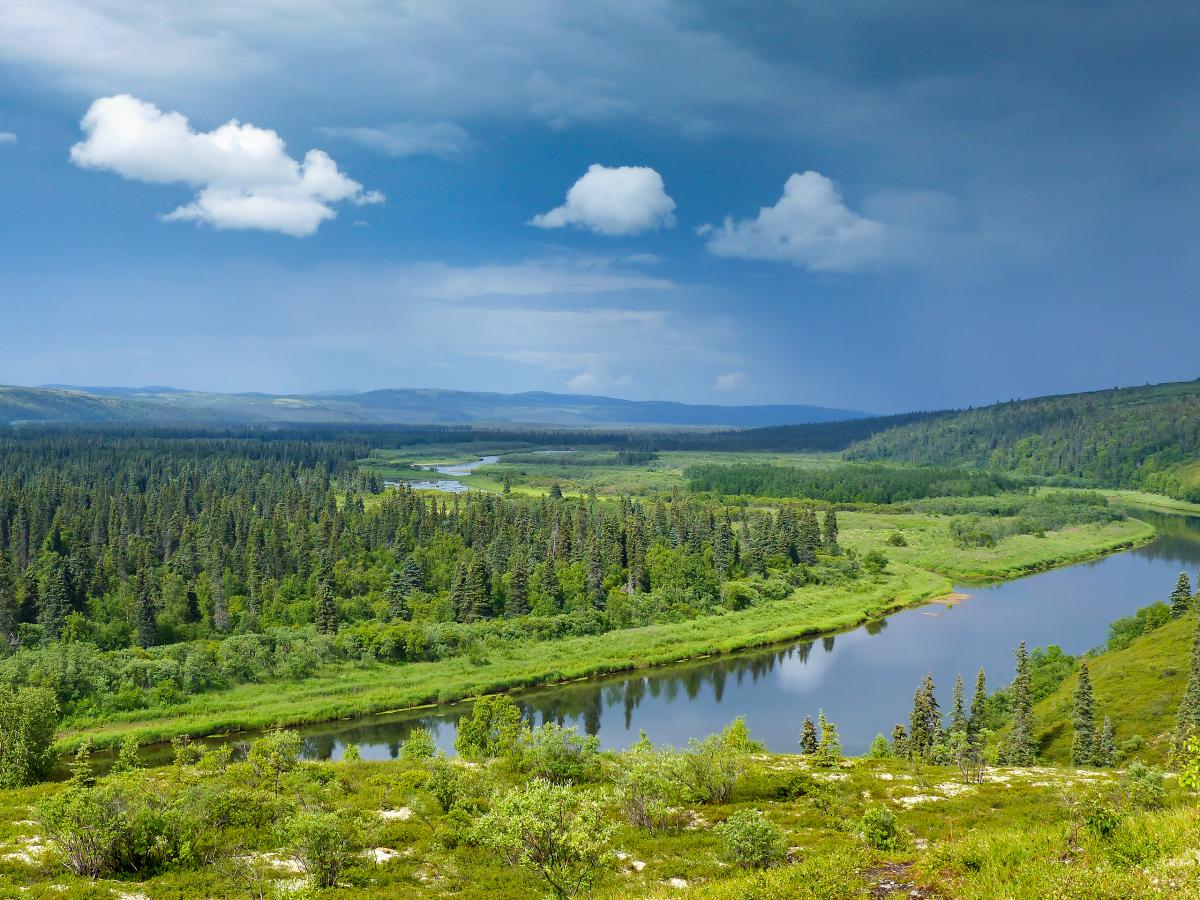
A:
[1173,572,1193,618]
[314,580,338,634]
[891,724,909,757]
[402,557,423,593]
[797,507,821,565]
[821,509,839,548]
[133,573,157,648]
[1006,642,1035,765]
[815,710,841,766]
[968,668,988,740]
[386,570,411,621]
[0,555,15,646]
[799,715,818,754]
[585,538,605,610]
[950,673,968,735]
[1072,660,1096,767]
[908,673,941,758]
[38,565,70,642]
[507,560,530,617]
[211,576,229,634]
[1175,617,1200,749]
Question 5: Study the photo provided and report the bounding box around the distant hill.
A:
[845,379,1200,499]
[0,384,868,428]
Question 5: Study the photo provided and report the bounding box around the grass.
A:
[840,511,1153,582]
[1032,610,1197,765]
[3,748,1199,898]
[1105,489,1200,516]
[57,564,951,751]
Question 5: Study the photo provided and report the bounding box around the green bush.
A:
[1122,761,1165,810]
[455,695,524,760]
[859,805,904,850]
[521,723,601,784]
[713,808,787,870]
[614,735,685,832]
[0,683,59,788]
[287,810,355,888]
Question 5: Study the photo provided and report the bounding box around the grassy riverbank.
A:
[52,513,1154,752]
[58,563,951,751]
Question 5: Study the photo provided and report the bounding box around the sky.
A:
[1,1,1199,414]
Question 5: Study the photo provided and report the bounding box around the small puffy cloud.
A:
[701,171,887,272]
[530,164,676,236]
[70,95,382,236]
[713,371,748,392]
[0,132,16,144]
[318,121,470,159]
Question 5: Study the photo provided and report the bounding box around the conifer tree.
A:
[1175,617,1200,749]
[713,515,733,579]
[968,668,987,740]
[891,724,909,757]
[822,509,839,548]
[386,570,411,621]
[1005,641,1035,765]
[402,557,423,593]
[908,673,941,758]
[463,557,491,622]
[585,538,605,610]
[507,560,529,617]
[797,507,821,564]
[314,579,338,634]
[211,576,229,634]
[38,565,70,642]
[950,673,968,735]
[0,555,15,646]
[133,572,157,648]
[815,710,841,766]
[799,715,818,754]
[1173,572,1193,618]
[1072,660,1096,767]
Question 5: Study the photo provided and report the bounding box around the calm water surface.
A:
[234,510,1200,760]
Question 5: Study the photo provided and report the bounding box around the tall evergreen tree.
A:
[950,673,968,735]
[506,559,529,617]
[908,673,941,757]
[891,724,909,757]
[38,564,70,642]
[1175,617,1200,749]
[463,557,491,623]
[799,715,818,754]
[133,573,157,648]
[1072,660,1096,767]
[821,509,839,548]
[797,507,821,565]
[968,668,988,740]
[0,555,16,646]
[1173,572,1193,618]
[211,576,229,634]
[314,580,338,634]
[585,538,605,610]
[386,570,410,621]
[1005,641,1035,765]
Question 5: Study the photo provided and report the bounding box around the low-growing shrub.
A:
[859,805,904,850]
[713,808,787,870]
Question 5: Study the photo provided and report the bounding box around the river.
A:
[217,509,1200,761]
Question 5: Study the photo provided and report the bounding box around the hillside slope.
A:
[1032,611,1196,764]
[848,378,1200,499]
[2,384,867,428]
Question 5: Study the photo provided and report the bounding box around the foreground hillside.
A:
[2,715,1199,899]
[848,379,1200,499]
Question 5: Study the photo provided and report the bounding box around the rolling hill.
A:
[0,384,867,428]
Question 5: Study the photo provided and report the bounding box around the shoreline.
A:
[55,516,1157,754]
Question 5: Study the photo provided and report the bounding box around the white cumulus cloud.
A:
[530,164,676,236]
[318,121,470,159]
[0,132,16,144]
[713,371,748,392]
[701,171,887,272]
[69,94,382,236]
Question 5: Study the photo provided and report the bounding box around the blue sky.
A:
[1,1,1198,413]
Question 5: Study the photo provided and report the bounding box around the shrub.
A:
[679,733,746,804]
[859,805,904,850]
[614,735,685,832]
[455,695,524,760]
[521,723,601,784]
[400,727,436,762]
[1122,761,1165,809]
[713,808,786,870]
[474,778,615,899]
[287,810,354,889]
[247,729,303,793]
[0,684,60,788]
[342,743,361,762]
[425,756,464,813]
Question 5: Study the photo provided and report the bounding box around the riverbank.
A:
[55,516,1156,753]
